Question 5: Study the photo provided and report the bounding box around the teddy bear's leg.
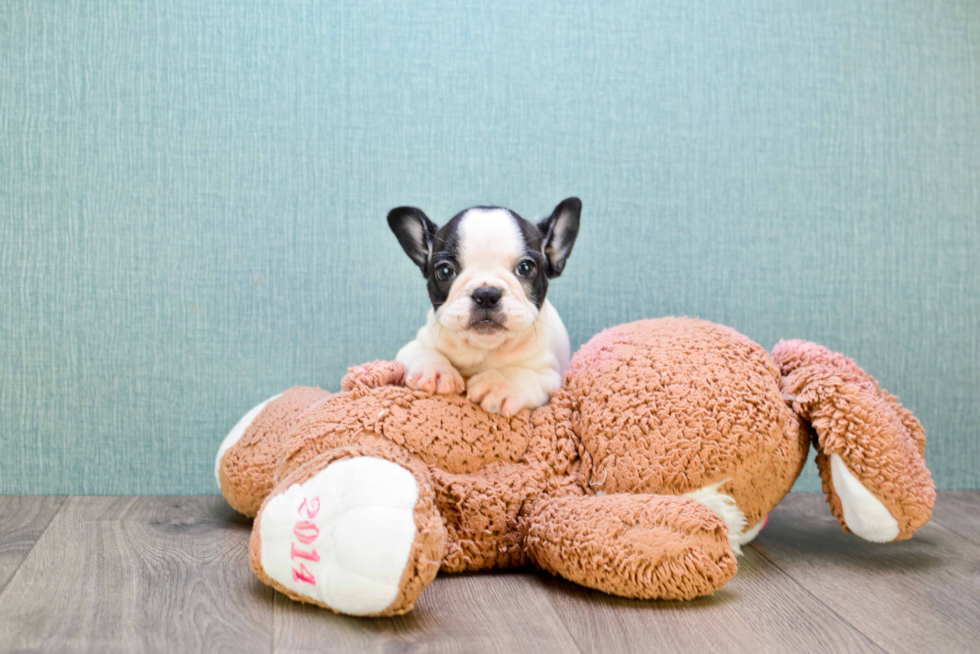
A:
[217,386,331,517]
[772,340,935,542]
[522,493,738,600]
[249,438,446,617]
[215,395,280,481]
[428,464,547,572]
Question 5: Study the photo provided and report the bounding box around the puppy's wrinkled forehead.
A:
[443,208,533,269]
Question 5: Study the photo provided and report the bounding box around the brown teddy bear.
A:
[215,317,934,617]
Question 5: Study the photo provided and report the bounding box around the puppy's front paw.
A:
[406,366,465,395]
[466,370,528,417]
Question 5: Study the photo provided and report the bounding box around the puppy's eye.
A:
[434,263,456,282]
[516,259,536,278]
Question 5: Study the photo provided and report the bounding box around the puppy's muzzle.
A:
[469,286,506,333]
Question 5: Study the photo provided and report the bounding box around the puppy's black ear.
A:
[536,197,581,278]
[387,207,438,276]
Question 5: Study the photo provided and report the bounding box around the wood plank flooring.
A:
[0,492,976,653]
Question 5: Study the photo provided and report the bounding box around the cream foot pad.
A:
[258,457,420,615]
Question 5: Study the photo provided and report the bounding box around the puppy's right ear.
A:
[537,197,581,279]
[387,207,438,276]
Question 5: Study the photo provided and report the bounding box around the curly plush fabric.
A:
[269,387,560,572]
[216,317,934,614]
[564,318,809,531]
[219,386,330,516]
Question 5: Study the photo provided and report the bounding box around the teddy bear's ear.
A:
[388,207,438,276]
[536,197,581,279]
[772,339,935,541]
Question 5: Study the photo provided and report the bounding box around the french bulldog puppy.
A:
[388,198,581,416]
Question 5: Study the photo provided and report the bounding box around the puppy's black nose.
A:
[472,287,502,309]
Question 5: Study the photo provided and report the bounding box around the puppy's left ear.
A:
[388,207,438,277]
[537,197,581,278]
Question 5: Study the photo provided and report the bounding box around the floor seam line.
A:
[531,572,589,654]
[0,495,69,599]
[748,542,889,653]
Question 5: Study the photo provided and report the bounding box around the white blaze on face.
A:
[435,209,538,342]
[458,209,524,273]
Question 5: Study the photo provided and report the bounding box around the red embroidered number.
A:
[292,563,316,585]
[290,496,321,585]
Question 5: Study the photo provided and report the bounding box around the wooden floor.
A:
[0,493,977,653]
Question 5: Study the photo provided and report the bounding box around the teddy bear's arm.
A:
[521,494,738,600]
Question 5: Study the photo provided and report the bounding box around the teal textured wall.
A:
[1,1,978,494]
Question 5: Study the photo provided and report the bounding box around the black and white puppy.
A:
[388,198,581,416]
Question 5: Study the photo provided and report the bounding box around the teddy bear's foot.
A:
[254,458,418,615]
[522,494,738,600]
[250,444,446,616]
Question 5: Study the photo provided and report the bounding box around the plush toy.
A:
[215,317,934,617]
